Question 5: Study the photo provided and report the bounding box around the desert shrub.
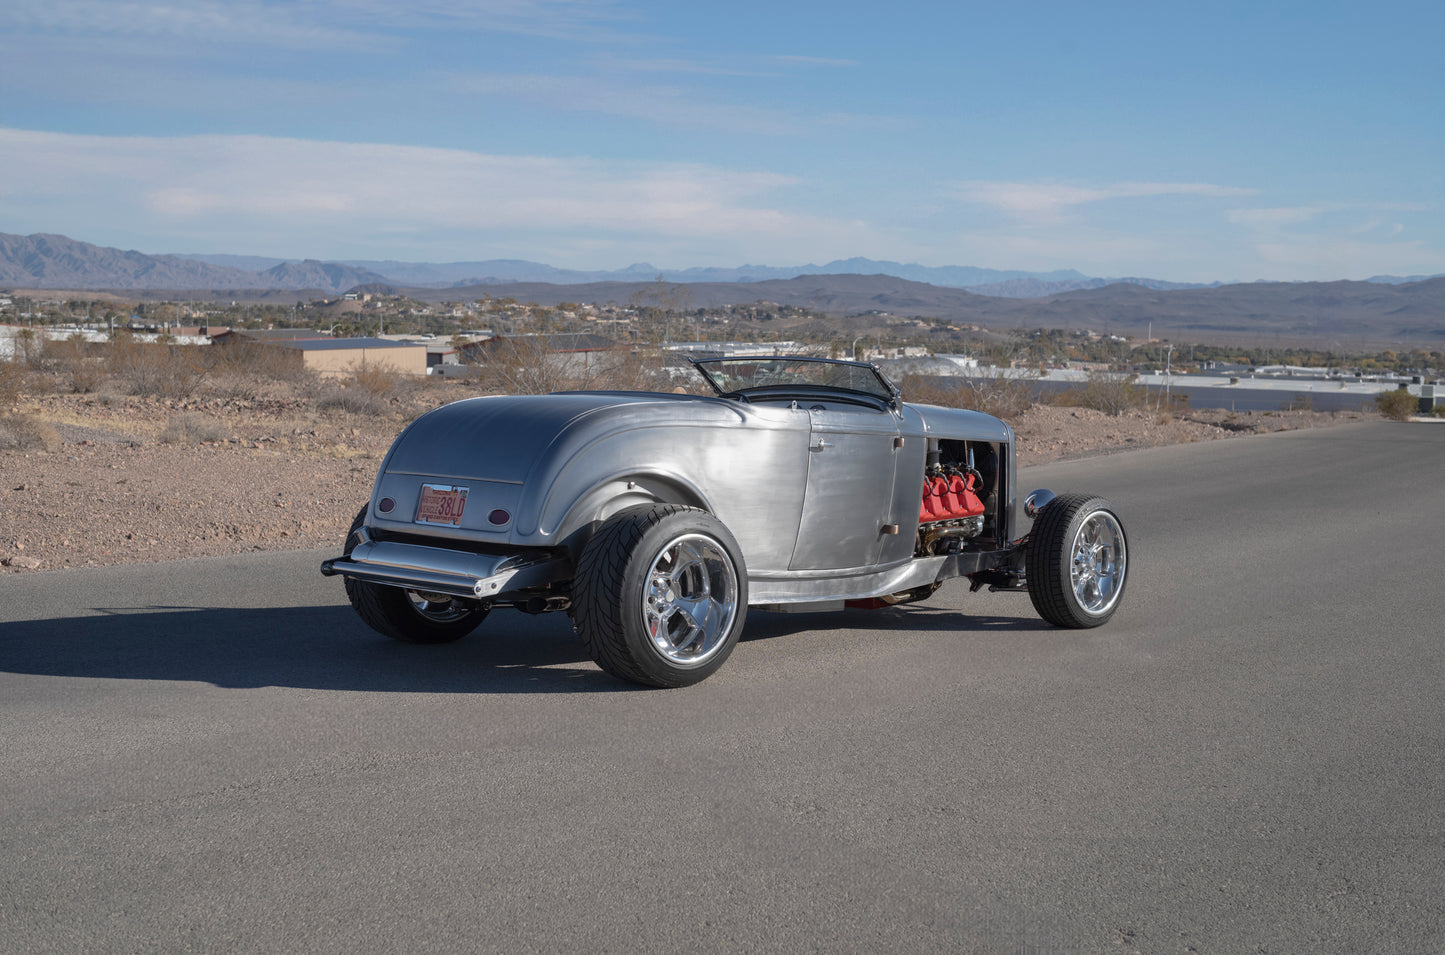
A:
[310,376,393,417]
[1375,388,1418,421]
[1282,392,1313,412]
[110,341,204,399]
[203,341,309,382]
[1433,404,1445,419]
[10,329,46,369]
[39,334,104,393]
[0,356,25,406]
[308,360,434,416]
[1059,371,1149,416]
[0,414,61,451]
[351,362,401,397]
[473,337,658,395]
[898,372,1041,418]
[159,412,228,445]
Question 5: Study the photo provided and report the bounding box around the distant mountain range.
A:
[404,272,1445,346]
[15,230,1433,298]
[3,231,1443,345]
[177,252,1218,295]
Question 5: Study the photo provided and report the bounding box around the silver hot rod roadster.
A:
[322,357,1128,687]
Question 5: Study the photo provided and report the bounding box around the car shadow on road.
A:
[0,604,629,694]
[2,599,1049,694]
[742,604,1046,643]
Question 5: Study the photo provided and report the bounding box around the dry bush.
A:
[1057,371,1149,416]
[312,382,391,417]
[159,412,228,445]
[203,342,309,384]
[899,372,1041,418]
[473,338,659,395]
[351,362,401,397]
[40,334,104,393]
[0,414,61,451]
[1375,388,1418,421]
[107,336,204,399]
[589,349,659,392]
[202,344,312,402]
[10,329,46,369]
[0,357,25,406]
[307,364,418,418]
[1282,392,1313,412]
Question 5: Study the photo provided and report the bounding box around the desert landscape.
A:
[1,382,1368,574]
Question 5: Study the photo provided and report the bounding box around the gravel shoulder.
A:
[1,391,1371,574]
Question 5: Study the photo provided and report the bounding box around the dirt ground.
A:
[0,389,1369,574]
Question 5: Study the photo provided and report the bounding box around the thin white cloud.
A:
[0,128,875,263]
[1255,238,1436,279]
[314,0,634,40]
[3,0,381,49]
[445,72,805,135]
[764,55,859,68]
[1225,202,1441,278]
[1227,206,1323,229]
[1228,202,1429,233]
[590,55,769,77]
[1,0,627,46]
[952,180,1258,223]
[590,52,858,78]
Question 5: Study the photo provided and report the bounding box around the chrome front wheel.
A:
[1067,509,1127,616]
[1027,493,1129,628]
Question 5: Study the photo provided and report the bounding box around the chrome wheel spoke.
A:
[640,533,739,666]
[1068,512,1126,615]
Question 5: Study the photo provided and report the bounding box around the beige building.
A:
[276,337,429,376]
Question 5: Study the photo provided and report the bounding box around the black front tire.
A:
[571,504,747,688]
[1026,493,1128,628]
[342,507,491,644]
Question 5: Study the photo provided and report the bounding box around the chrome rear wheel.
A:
[573,504,749,688]
[641,533,740,667]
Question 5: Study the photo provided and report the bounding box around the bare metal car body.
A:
[323,357,1128,686]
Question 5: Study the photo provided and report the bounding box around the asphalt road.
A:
[3,421,1442,954]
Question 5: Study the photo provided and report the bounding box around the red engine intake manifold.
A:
[919,469,985,524]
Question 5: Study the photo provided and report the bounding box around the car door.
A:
[788,404,902,571]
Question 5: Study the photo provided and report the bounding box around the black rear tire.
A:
[1026,493,1128,628]
[571,504,747,688]
[342,507,491,644]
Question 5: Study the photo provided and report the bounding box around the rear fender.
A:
[553,472,711,557]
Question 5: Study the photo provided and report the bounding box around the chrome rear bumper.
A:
[321,531,569,600]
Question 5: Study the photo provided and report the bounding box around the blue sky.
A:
[1,0,1441,282]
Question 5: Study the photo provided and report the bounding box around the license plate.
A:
[415,484,468,526]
